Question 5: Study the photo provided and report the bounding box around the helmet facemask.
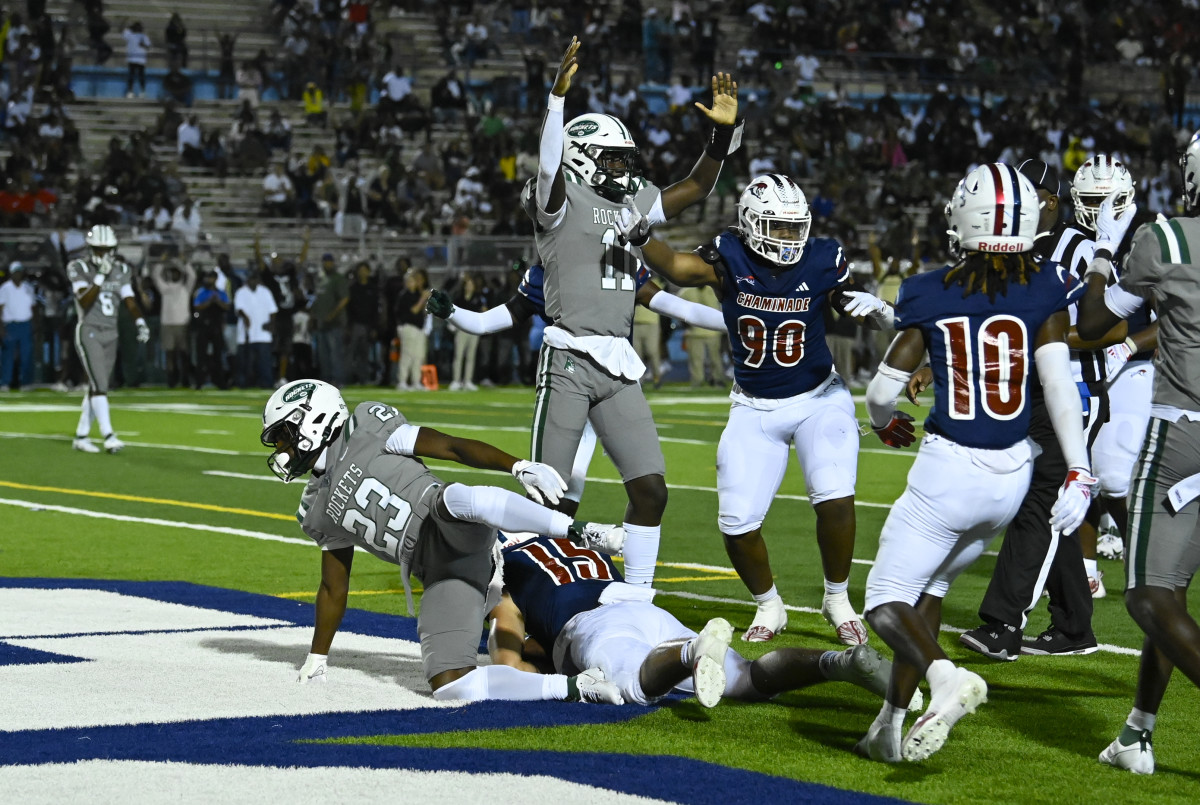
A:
[741,209,810,265]
[1180,131,1200,214]
[577,144,638,201]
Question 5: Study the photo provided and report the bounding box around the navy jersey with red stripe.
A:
[516,263,651,325]
[894,263,1081,449]
[500,534,621,650]
[703,229,849,397]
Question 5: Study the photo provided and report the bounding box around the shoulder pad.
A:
[694,243,722,264]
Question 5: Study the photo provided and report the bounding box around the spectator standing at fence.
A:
[150,261,195,388]
[192,270,229,389]
[234,270,277,388]
[346,261,380,385]
[122,21,150,99]
[310,253,348,386]
[449,272,485,391]
[0,262,35,391]
[395,267,431,391]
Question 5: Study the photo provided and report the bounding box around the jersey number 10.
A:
[937,315,1029,421]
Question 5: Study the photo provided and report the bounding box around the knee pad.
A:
[807,465,856,504]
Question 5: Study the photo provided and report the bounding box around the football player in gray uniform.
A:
[527,37,740,587]
[262,379,626,703]
[67,225,150,453]
[1078,130,1200,775]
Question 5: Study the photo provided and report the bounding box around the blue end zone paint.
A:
[0,579,910,805]
[0,642,87,666]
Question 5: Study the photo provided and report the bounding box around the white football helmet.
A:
[1071,154,1135,232]
[86,224,118,272]
[737,174,811,265]
[261,379,349,483]
[562,114,640,201]
[1180,130,1200,213]
[945,163,1039,257]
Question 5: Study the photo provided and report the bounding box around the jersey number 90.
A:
[737,315,807,368]
[937,315,1028,421]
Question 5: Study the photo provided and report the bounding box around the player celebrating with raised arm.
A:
[526,37,740,587]
[617,174,894,645]
[1076,131,1200,775]
[68,225,151,454]
[858,164,1093,763]
[261,379,624,703]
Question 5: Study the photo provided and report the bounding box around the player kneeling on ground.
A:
[859,164,1093,762]
[489,531,902,709]
[261,379,624,703]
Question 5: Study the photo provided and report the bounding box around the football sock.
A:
[621,522,660,586]
[752,585,780,605]
[440,483,572,538]
[1127,707,1156,733]
[824,578,849,597]
[680,638,695,667]
[75,396,93,438]
[91,394,114,437]
[817,649,841,679]
[431,665,570,702]
[723,652,758,699]
[925,658,956,691]
[1083,558,1098,578]
[874,701,907,730]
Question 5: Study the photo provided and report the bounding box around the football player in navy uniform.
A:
[859,164,1093,762]
[490,532,902,709]
[618,174,894,646]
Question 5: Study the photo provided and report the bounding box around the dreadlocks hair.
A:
[943,251,1041,302]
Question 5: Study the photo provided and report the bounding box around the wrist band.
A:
[706,122,735,161]
[1124,336,1137,354]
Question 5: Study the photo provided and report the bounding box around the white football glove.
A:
[1049,468,1098,534]
[298,652,328,684]
[511,460,568,505]
[1104,338,1136,383]
[1094,189,1136,255]
[615,203,651,247]
[841,291,895,329]
[135,317,150,343]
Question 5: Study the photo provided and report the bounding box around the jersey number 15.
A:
[937,315,1029,421]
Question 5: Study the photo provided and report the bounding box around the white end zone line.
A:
[0,495,1141,658]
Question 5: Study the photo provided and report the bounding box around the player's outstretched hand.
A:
[426,288,454,319]
[512,460,568,505]
[905,366,933,405]
[615,203,651,247]
[1095,189,1136,254]
[135,317,150,343]
[298,652,328,684]
[872,411,915,448]
[842,290,895,328]
[694,72,738,126]
[1050,468,1097,534]
[551,37,580,98]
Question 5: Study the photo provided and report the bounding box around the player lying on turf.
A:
[859,164,1092,763]
[488,531,907,709]
[261,379,625,703]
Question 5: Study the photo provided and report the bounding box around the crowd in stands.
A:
[1,1,1200,393]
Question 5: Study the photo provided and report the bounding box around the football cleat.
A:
[1090,571,1107,599]
[567,668,624,705]
[854,718,903,763]
[901,667,987,762]
[821,591,869,645]
[103,434,125,453]
[1020,627,1098,656]
[1097,530,1124,560]
[823,644,890,699]
[1099,730,1155,774]
[959,622,1022,662]
[568,522,625,555]
[742,596,787,642]
[72,437,100,453]
[690,617,733,708]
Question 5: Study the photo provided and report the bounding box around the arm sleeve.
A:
[1034,341,1089,471]
[447,304,516,336]
[383,423,421,456]
[865,363,912,429]
[647,290,725,332]
[120,282,135,300]
[535,94,567,229]
[1104,282,1145,318]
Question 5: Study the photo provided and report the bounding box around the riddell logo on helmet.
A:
[567,120,600,137]
[282,382,316,403]
[978,241,1024,252]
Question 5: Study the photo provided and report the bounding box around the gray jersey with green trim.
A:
[66,258,133,333]
[297,401,442,565]
[530,175,661,338]
[1119,217,1200,410]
